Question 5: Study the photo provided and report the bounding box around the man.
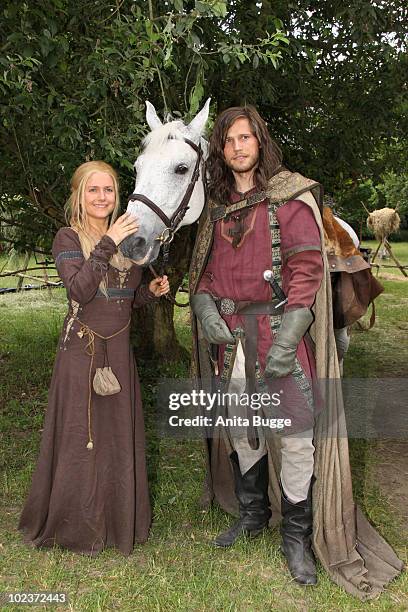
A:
[188,106,402,597]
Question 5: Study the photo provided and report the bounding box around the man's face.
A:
[223,117,260,174]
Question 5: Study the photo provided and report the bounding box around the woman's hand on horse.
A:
[106,212,139,246]
[149,275,170,297]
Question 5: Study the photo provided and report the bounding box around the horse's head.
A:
[120,99,210,266]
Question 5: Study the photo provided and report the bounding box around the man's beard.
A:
[227,156,259,174]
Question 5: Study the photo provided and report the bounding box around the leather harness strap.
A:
[128,137,203,244]
[210,191,268,222]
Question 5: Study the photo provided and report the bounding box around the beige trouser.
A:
[227,340,315,503]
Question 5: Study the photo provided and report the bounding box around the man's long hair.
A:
[206,106,283,204]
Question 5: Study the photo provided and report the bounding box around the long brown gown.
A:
[19,227,154,555]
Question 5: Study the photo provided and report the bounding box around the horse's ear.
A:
[145,101,163,131]
[188,97,211,136]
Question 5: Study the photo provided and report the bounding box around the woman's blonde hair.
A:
[65,161,131,293]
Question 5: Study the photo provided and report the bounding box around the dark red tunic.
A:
[197,198,323,375]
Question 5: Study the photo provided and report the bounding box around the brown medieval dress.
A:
[18,227,154,555]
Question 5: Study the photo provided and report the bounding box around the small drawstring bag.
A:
[76,317,130,449]
[93,339,121,396]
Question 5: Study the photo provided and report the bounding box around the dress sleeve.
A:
[132,283,159,308]
[52,227,117,304]
[277,200,323,311]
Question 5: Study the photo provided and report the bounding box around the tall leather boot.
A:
[214,452,271,547]
[280,480,317,585]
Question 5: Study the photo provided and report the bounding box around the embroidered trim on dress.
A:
[55,250,83,265]
[61,299,80,347]
[95,288,135,299]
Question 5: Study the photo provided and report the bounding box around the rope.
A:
[74,316,131,450]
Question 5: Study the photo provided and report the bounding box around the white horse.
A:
[120,99,210,265]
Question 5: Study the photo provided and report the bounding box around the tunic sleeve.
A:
[196,253,215,295]
[52,227,117,305]
[132,283,158,308]
[277,200,323,311]
[196,270,213,295]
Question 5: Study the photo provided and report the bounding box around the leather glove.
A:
[190,293,235,345]
[265,307,313,378]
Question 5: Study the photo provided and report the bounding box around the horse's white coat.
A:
[121,99,210,265]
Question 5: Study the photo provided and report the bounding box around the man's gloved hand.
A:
[191,293,235,345]
[265,307,313,378]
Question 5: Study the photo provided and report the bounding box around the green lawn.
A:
[0,249,407,611]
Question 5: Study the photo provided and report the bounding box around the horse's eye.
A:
[175,164,189,175]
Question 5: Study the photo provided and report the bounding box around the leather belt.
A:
[217,298,284,316]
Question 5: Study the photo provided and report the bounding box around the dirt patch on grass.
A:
[372,440,408,532]
[377,272,408,282]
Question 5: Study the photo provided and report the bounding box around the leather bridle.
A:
[127,137,203,249]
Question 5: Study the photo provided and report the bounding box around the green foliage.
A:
[377,171,408,216]
[333,170,408,237]
[1,1,406,253]
[0,0,288,252]
[334,178,379,228]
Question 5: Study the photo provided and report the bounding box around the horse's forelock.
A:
[143,120,187,151]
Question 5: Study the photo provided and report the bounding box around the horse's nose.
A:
[120,234,146,258]
[131,236,146,249]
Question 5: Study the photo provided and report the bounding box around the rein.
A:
[148,263,190,308]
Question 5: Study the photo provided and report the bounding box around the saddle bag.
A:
[329,255,384,329]
[323,206,384,329]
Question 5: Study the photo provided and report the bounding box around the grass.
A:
[0,249,407,611]
[360,239,408,275]
[0,253,58,291]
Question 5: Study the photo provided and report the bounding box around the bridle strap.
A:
[127,193,171,228]
[127,137,203,241]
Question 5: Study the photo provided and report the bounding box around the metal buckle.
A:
[156,227,174,244]
[219,298,236,315]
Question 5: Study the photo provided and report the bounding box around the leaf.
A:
[191,32,201,47]
[189,78,204,116]
[253,54,259,69]
[195,1,209,14]
[212,1,227,18]
[39,38,51,58]
[174,0,184,12]
[48,21,58,37]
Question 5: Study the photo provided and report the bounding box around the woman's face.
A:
[84,172,116,223]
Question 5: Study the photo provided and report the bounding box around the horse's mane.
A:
[143,120,187,150]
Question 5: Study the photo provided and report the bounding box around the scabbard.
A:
[208,343,220,378]
[243,315,260,451]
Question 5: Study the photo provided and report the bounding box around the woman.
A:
[19,161,169,555]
